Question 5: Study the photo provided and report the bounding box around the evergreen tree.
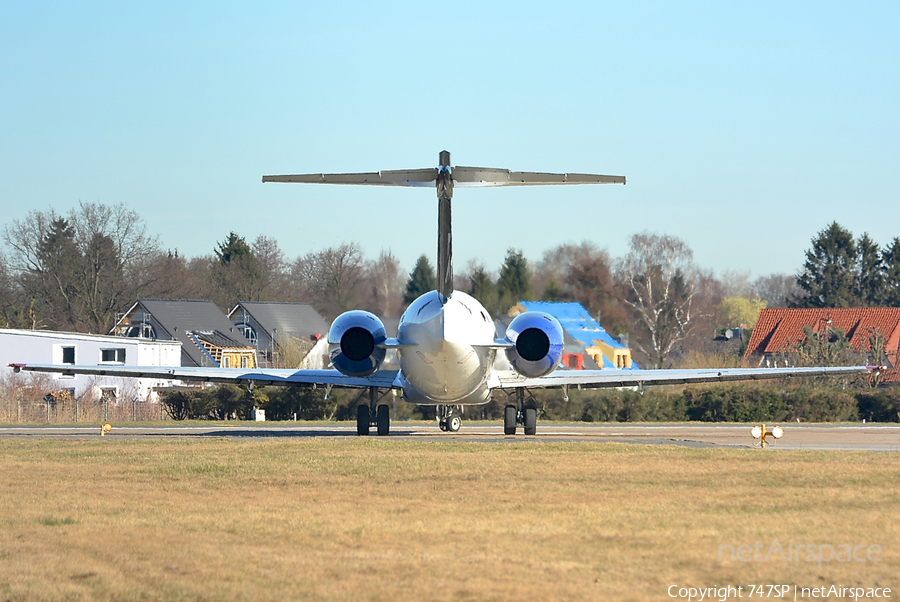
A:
[542,279,564,302]
[215,232,253,264]
[403,255,436,305]
[794,222,858,308]
[882,238,900,306]
[496,248,531,311]
[211,232,262,309]
[468,265,498,314]
[856,233,884,306]
[30,217,82,328]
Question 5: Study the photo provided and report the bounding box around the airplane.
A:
[10,151,876,436]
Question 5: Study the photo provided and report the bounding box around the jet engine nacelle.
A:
[504,311,564,378]
[327,310,387,377]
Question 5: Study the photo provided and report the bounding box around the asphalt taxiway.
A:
[0,422,897,451]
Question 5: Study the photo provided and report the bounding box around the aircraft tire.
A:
[357,405,370,436]
[503,405,517,436]
[376,404,390,436]
[448,415,461,432]
[524,407,537,435]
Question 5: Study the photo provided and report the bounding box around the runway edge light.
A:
[751,423,783,448]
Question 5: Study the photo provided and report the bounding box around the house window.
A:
[222,356,231,368]
[100,348,126,363]
[61,347,75,364]
[126,324,157,339]
[240,356,248,368]
[239,324,257,344]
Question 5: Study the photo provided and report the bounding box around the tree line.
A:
[1,203,896,369]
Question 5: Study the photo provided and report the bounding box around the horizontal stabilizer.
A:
[452,167,625,186]
[263,169,437,187]
[263,163,625,188]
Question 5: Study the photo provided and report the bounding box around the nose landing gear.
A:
[438,405,462,432]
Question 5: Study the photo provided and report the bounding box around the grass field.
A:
[0,436,896,601]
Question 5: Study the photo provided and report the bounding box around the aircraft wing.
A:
[9,363,401,389]
[493,365,875,390]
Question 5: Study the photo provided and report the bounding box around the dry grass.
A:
[0,438,896,601]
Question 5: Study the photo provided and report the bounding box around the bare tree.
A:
[753,273,802,308]
[291,243,365,318]
[137,250,206,301]
[717,269,754,298]
[0,250,34,329]
[535,242,628,334]
[617,233,696,369]
[361,250,403,318]
[681,267,728,355]
[251,235,290,301]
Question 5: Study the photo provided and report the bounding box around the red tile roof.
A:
[744,308,900,381]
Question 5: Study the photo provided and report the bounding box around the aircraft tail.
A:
[263,151,625,302]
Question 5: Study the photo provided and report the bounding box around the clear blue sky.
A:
[2,1,897,280]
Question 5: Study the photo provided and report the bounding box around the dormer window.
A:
[238,323,257,344]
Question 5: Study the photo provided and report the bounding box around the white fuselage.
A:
[396,290,498,405]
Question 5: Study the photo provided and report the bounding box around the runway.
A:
[1,422,898,451]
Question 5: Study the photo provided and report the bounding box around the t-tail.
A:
[263,150,626,300]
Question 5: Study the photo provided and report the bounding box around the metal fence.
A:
[0,396,167,423]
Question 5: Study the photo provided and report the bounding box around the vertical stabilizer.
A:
[436,151,453,300]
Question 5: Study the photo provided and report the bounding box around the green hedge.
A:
[161,383,900,423]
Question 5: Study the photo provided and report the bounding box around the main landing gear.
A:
[356,387,391,436]
[438,405,462,432]
[503,388,537,436]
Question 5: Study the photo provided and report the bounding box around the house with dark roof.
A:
[508,301,639,371]
[744,307,900,380]
[228,302,329,368]
[111,299,257,368]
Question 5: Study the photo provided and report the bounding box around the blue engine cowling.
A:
[505,311,564,378]
[327,310,387,377]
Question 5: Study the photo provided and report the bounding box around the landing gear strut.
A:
[356,387,391,436]
[438,405,463,432]
[504,388,538,435]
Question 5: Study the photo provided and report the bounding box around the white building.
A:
[1,329,181,402]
